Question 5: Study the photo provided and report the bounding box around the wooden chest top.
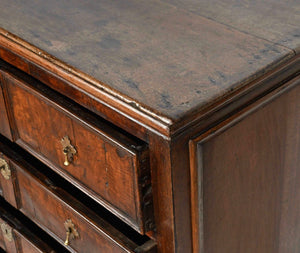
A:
[0,0,299,132]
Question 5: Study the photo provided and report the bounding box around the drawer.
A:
[0,140,156,253]
[1,69,153,234]
[0,74,12,140]
[0,200,63,253]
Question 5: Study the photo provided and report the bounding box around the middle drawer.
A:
[0,68,153,234]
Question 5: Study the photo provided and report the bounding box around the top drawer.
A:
[0,68,153,234]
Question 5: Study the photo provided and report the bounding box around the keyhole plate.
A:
[63,219,79,246]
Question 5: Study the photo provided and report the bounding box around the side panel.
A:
[190,78,300,252]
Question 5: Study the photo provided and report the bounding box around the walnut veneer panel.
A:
[0,142,156,253]
[0,0,295,120]
[193,80,300,252]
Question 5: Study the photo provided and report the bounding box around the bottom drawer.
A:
[0,138,156,253]
[0,199,66,253]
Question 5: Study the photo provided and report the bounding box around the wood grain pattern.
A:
[0,218,17,253]
[0,0,295,121]
[16,166,137,253]
[0,76,12,140]
[0,46,299,140]
[164,0,300,51]
[15,231,49,253]
[0,1,299,252]
[0,47,170,139]
[2,71,153,234]
[190,77,300,252]
[148,135,175,252]
[0,200,67,253]
[5,154,155,252]
[0,154,18,209]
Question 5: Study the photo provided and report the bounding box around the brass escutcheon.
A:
[60,136,77,166]
[1,223,13,242]
[0,158,11,180]
[64,219,79,246]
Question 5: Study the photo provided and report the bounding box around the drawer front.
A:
[15,232,50,253]
[0,219,5,251]
[0,218,17,253]
[2,71,152,233]
[0,154,18,209]
[0,141,156,253]
[0,207,58,253]
[0,76,12,140]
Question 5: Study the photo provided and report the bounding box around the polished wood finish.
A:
[1,69,153,234]
[190,77,300,252]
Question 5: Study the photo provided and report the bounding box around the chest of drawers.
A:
[0,1,299,252]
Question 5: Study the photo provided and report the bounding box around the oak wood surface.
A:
[0,0,297,122]
[1,70,153,234]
